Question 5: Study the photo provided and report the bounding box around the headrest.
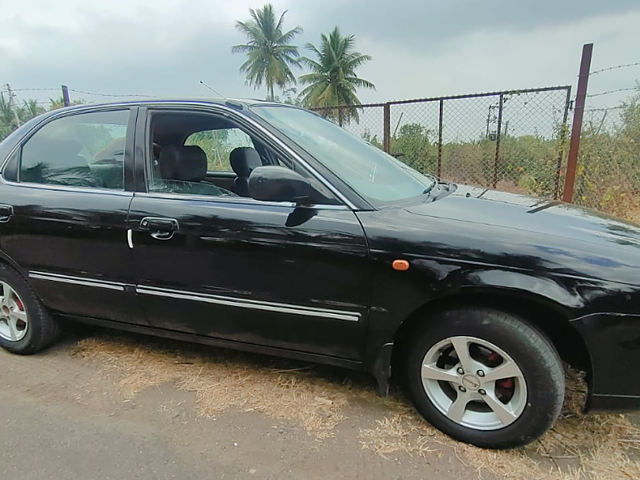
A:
[230,147,262,177]
[159,145,207,182]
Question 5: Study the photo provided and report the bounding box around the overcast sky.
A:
[1,0,639,108]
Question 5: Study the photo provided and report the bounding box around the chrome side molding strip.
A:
[29,271,126,291]
[136,286,360,322]
[27,271,361,322]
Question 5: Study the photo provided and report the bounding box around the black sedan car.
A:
[0,99,638,449]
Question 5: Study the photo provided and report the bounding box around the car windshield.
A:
[252,105,436,206]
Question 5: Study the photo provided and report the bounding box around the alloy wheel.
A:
[421,335,527,431]
[0,281,28,342]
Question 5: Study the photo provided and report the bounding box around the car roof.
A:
[50,97,291,113]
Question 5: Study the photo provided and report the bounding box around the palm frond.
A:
[345,77,376,90]
[231,44,260,54]
[279,26,303,45]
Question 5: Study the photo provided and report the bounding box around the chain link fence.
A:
[573,103,640,219]
[313,86,572,200]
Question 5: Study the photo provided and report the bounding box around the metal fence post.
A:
[553,87,572,199]
[563,43,593,203]
[61,85,70,107]
[383,103,391,153]
[492,94,504,189]
[437,99,443,178]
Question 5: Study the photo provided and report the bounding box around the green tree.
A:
[269,87,302,106]
[185,130,232,170]
[299,26,375,124]
[232,3,302,100]
[49,96,67,110]
[20,99,46,122]
[619,85,640,145]
[0,95,89,143]
[391,123,434,172]
[48,96,85,110]
[0,93,16,128]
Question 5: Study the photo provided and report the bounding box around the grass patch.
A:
[75,333,640,478]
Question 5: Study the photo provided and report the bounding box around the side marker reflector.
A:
[392,259,410,271]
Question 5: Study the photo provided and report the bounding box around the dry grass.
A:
[75,333,640,478]
[75,335,358,437]
[358,368,640,480]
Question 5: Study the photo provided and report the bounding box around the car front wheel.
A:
[405,307,565,449]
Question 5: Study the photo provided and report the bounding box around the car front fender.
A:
[363,261,606,387]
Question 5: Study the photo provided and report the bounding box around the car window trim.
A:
[123,107,139,192]
[140,104,356,209]
[134,190,349,211]
[0,175,134,197]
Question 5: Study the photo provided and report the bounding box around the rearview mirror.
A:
[248,166,322,205]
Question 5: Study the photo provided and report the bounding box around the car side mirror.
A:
[248,166,323,205]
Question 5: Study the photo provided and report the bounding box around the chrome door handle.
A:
[0,204,14,223]
[140,217,179,240]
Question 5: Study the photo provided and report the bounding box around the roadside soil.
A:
[1,325,638,480]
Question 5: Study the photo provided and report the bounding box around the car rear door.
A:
[0,107,147,325]
[127,105,370,360]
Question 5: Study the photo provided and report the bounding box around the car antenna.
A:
[199,80,227,100]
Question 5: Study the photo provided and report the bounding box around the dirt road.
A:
[0,329,483,480]
[1,327,638,479]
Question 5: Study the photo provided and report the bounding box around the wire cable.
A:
[68,88,154,98]
[590,62,640,76]
[587,87,637,98]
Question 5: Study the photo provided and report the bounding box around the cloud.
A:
[290,0,639,50]
[353,9,640,104]
[0,0,267,100]
[1,0,639,107]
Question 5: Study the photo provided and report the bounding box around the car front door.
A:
[127,106,370,360]
[0,107,146,325]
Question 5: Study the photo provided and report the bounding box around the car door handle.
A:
[0,204,14,223]
[140,217,179,240]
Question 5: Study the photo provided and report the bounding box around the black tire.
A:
[404,307,564,449]
[0,263,60,355]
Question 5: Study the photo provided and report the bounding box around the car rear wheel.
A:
[0,263,59,355]
[405,307,565,449]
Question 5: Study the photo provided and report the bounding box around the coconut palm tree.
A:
[299,27,375,124]
[232,4,303,100]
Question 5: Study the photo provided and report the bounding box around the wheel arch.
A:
[0,249,26,276]
[391,288,592,387]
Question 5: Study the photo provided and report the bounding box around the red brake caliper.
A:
[488,352,515,400]
[14,296,24,311]
[487,352,500,365]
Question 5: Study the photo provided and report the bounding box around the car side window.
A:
[19,109,130,190]
[149,111,265,198]
[148,109,337,202]
[185,128,254,172]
